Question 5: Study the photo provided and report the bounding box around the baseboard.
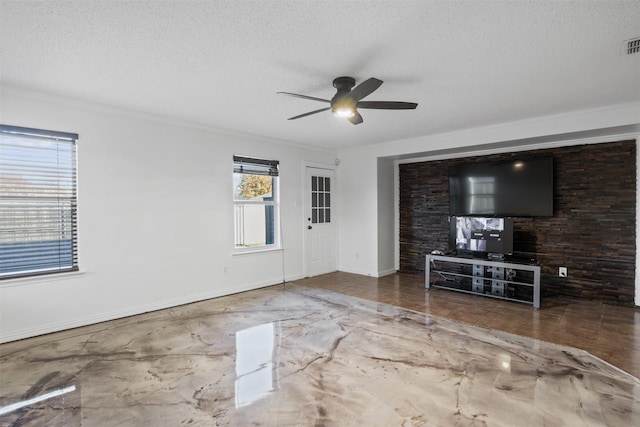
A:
[0,277,287,344]
[377,268,397,278]
[285,273,306,282]
[333,267,397,278]
[335,267,371,277]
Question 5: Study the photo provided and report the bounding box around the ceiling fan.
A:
[277,76,418,125]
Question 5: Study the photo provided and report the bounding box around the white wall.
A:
[336,149,378,276]
[337,102,640,306]
[376,158,395,276]
[0,86,336,342]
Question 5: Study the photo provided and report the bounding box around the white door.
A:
[305,167,337,276]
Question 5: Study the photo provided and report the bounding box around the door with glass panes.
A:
[305,167,337,276]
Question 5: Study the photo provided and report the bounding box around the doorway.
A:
[304,166,337,276]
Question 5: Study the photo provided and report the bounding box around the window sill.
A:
[0,270,86,288]
[233,247,283,256]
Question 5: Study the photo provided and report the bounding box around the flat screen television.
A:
[449,156,553,217]
[449,216,513,255]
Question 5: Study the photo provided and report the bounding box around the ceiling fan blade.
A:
[348,78,383,102]
[357,101,418,110]
[287,107,331,120]
[277,92,330,103]
[348,111,363,125]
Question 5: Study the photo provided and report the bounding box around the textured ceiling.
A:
[1,0,639,150]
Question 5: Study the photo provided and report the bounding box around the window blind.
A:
[0,125,79,279]
[233,156,279,176]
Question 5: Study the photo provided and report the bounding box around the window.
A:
[0,125,78,279]
[233,156,279,250]
[311,175,331,224]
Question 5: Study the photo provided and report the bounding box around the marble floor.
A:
[298,272,640,379]
[0,277,639,426]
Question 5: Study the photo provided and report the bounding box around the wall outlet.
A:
[559,267,567,277]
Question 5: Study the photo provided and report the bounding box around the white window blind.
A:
[233,156,279,177]
[0,125,79,279]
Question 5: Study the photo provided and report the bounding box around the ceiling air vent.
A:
[627,37,640,55]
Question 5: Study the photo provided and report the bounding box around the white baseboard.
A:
[0,277,287,344]
[377,268,397,278]
[335,267,370,277]
[285,273,306,282]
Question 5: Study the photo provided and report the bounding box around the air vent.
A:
[627,38,640,55]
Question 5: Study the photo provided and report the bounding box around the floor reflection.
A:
[0,385,76,416]
[235,322,279,408]
[0,384,81,426]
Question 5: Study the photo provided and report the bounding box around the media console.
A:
[425,254,541,309]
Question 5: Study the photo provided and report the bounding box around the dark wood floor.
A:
[293,272,640,379]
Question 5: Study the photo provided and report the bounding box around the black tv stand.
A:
[426,254,541,308]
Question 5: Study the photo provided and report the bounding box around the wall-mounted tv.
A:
[449,216,513,255]
[449,156,553,217]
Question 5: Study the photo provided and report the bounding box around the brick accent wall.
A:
[399,140,636,306]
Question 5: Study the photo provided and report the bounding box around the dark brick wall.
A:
[399,140,636,306]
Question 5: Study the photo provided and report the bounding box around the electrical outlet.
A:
[559,267,567,277]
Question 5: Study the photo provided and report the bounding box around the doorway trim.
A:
[302,161,338,277]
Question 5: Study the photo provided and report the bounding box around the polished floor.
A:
[1,274,639,426]
[298,272,640,379]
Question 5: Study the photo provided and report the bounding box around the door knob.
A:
[308,226,312,230]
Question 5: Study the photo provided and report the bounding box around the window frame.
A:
[0,124,79,280]
[232,156,281,253]
[310,175,332,225]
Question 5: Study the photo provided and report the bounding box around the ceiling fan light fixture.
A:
[333,107,355,118]
[278,76,418,125]
[331,97,356,118]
